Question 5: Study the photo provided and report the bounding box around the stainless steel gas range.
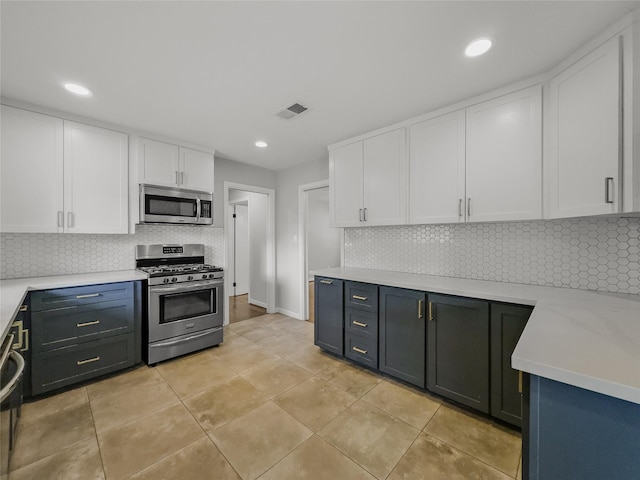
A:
[135,244,223,364]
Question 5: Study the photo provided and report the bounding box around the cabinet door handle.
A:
[467,198,471,217]
[352,295,368,301]
[352,346,368,355]
[77,320,100,328]
[353,320,368,328]
[180,171,184,185]
[76,293,100,299]
[363,207,368,222]
[57,211,64,228]
[418,300,423,319]
[428,302,434,321]
[359,208,363,222]
[518,370,523,394]
[320,279,333,285]
[77,356,100,366]
[605,177,614,204]
[458,199,463,218]
[67,212,74,228]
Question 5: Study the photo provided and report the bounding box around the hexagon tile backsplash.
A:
[344,217,640,295]
[0,224,225,279]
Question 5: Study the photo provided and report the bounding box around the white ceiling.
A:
[2,1,638,171]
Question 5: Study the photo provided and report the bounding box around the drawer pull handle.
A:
[352,346,368,355]
[19,305,28,312]
[77,320,100,328]
[76,293,100,299]
[77,356,100,366]
[353,320,368,328]
[352,295,368,301]
[320,279,333,285]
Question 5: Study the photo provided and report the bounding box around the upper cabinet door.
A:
[409,111,466,224]
[465,86,542,222]
[139,138,180,187]
[1,106,64,233]
[363,128,408,226]
[330,141,364,227]
[64,122,129,234]
[545,36,621,218]
[179,147,214,192]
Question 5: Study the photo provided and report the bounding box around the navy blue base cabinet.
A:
[314,277,344,356]
[527,375,640,480]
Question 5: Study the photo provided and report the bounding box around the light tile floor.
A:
[10,313,522,480]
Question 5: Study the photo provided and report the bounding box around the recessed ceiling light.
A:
[63,83,93,97]
[465,38,493,57]
[255,141,268,148]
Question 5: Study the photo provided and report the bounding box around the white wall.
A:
[228,189,268,306]
[214,156,277,228]
[307,188,341,279]
[275,157,330,318]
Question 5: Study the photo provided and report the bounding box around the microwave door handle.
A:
[196,197,201,222]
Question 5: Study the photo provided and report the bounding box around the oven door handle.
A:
[152,330,219,348]
[150,280,223,293]
[0,351,25,402]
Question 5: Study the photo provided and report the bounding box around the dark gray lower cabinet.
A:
[427,294,490,413]
[30,281,141,396]
[314,277,344,355]
[379,287,426,388]
[491,303,532,427]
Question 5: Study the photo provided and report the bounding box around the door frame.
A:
[224,182,276,325]
[228,200,249,298]
[298,180,344,320]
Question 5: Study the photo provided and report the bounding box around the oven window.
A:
[146,195,196,217]
[160,289,215,323]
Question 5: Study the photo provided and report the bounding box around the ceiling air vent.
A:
[276,102,309,120]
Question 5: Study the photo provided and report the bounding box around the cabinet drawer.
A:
[32,299,134,353]
[31,282,133,312]
[344,308,377,340]
[344,332,377,369]
[345,282,378,312]
[31,333,136,396]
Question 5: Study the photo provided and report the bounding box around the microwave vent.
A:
[276,102,309,120]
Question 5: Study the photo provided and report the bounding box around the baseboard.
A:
[249,298,267,309]
[276,307,304,320]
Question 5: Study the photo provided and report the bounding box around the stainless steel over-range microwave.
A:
[140,185,213,225]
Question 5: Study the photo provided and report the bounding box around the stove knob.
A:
[163,278,170,284]
[187,275,194,281]
[202,274,209,280]
[171,277,178,283]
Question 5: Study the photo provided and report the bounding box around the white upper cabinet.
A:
[409,110,466,224]
[139,138,180,187]
[330,141,363,227]
[1,106,64,233]
[139,138,214,192]
[0,106,129,234]
[465,86,542,222]
[330,128,407,227]
[180,147,215,192]
[545,36,621,218]
[64,121,128,234]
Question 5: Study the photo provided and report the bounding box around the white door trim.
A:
[224,182,276,325]
[298,180,344,320]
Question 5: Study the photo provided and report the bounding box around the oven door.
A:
[148,279,223,343]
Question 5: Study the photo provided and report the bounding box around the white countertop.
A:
[312,267,640,404]
[0,270,148,341]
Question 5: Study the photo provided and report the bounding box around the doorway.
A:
[298,181,343,321]
[224,182,276,325]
